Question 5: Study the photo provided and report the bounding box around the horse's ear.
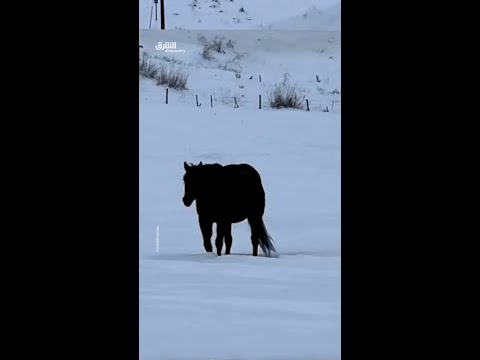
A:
[184,161,190,171]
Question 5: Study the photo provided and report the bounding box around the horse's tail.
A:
[256,218,278,258]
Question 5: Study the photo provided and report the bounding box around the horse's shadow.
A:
[144,249,339,262]
[144,252,271,262]
[230,250,340,258]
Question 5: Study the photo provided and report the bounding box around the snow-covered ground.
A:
[140,0,340,31]
[140,3,341,359]
[140,103,341,360]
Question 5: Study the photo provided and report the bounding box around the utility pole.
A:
[154,0,158,21]
[161,0,165,30]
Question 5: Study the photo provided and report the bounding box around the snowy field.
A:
[140,104,341,360]
[140,0,340,31]
[140,2,341,359]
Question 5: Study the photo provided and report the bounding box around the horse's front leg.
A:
[215,222,227,256]
[224,222,233,255]
[199,216,213,253]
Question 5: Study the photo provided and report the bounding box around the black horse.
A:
[182,161,277,257]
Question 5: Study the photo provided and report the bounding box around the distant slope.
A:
[140,0,341,30]
[139,29,340,113]
[267,3,340,31]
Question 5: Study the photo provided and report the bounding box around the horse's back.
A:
[224,163,261,182]
[197,163,265,221]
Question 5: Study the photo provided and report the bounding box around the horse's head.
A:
[182,161,203,207]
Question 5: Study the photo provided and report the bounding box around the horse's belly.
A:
[229,214,248,223]
[210,212,247,224]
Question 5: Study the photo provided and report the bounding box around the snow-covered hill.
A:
[140,29,340,112]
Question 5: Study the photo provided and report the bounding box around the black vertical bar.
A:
[161,0,166,29]
[196,95,199,106]
[210,95,213,107]
[166,88,168,104]
[259,95,261,109]
[306,99,310,111]
[259,74,261,82]
[155,3,158,21]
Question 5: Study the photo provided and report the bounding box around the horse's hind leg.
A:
[248,217,260,256]
[224,223,233,255]
[215,222,227,256]
[199,216,213,253]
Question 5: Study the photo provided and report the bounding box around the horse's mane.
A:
[196,162,222,167]
[188,162,223,170]
[200,163,223,169]
[183,162,223,181]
